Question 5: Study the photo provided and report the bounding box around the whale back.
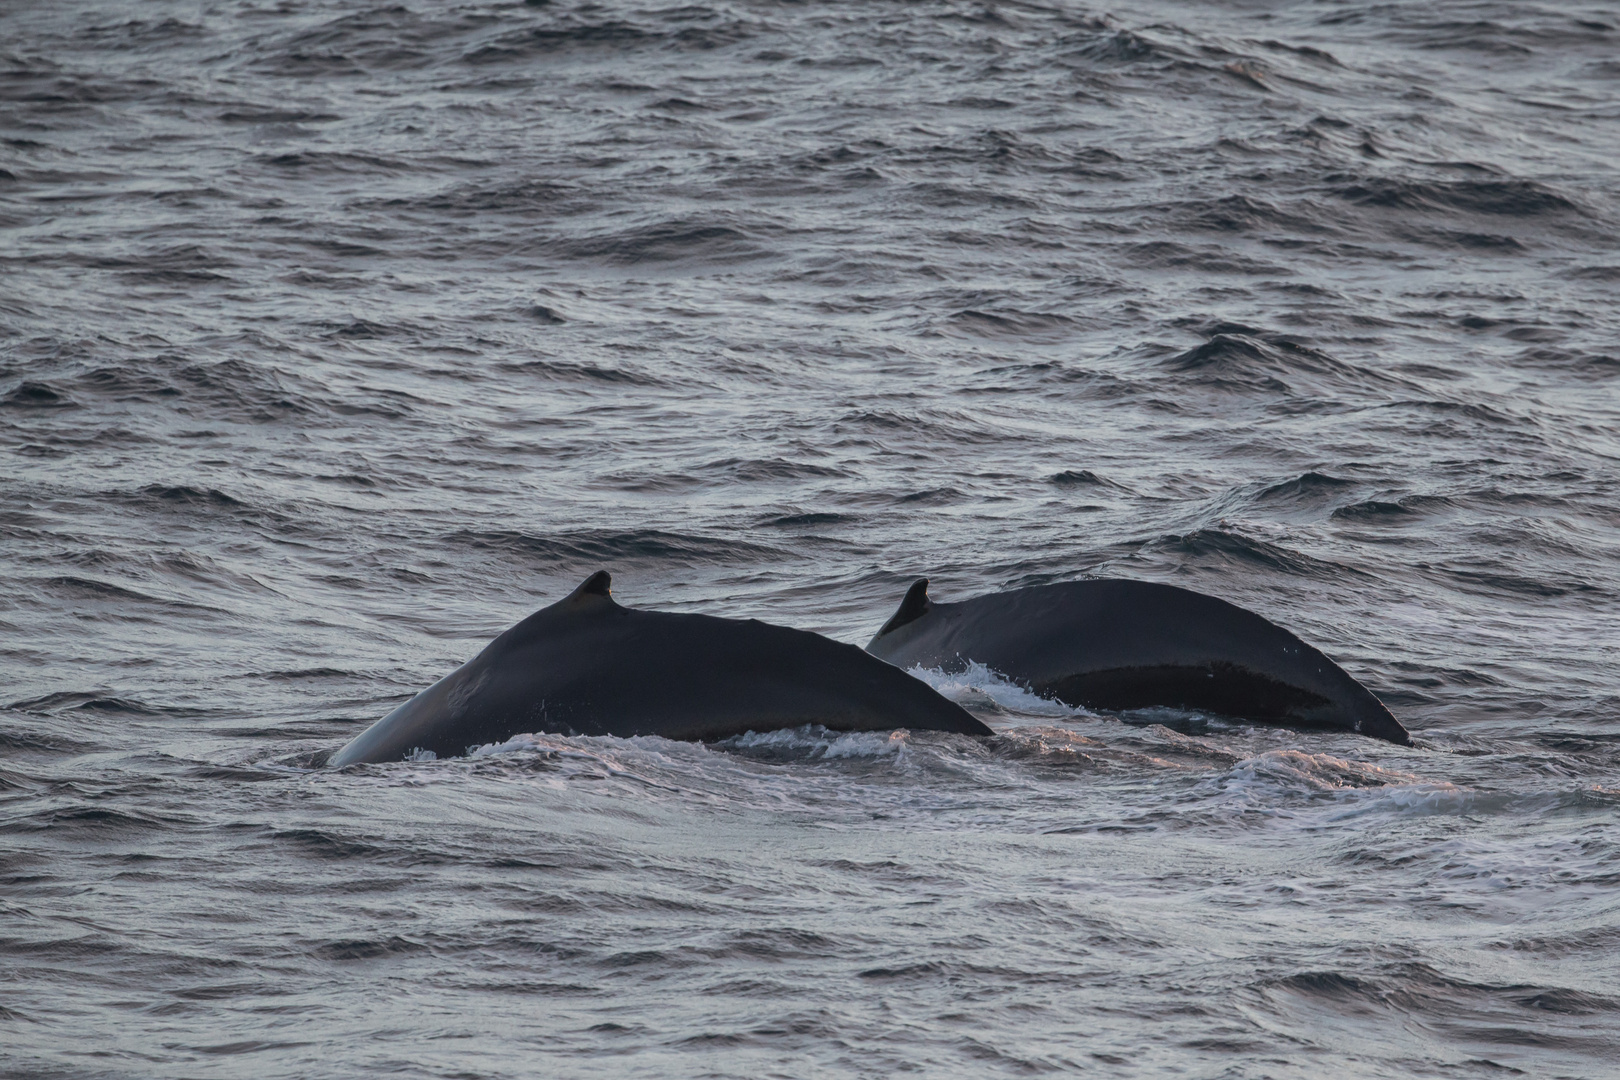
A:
[867,578,1408,744]
[331,572,989,766]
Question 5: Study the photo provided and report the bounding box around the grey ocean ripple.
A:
[2,0,1618,1076]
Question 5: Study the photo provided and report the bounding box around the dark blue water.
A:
[3,1,1618,1076]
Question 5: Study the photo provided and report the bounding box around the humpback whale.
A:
[330,571,990,766]
[866,578,1409,745]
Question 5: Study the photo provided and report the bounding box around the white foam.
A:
[1316,781,1478,821]
[1223,749,1428,792]
[462,725,910,763]
[723,725,910,759]
[467,732,572,759]
[1191,748,1475,824]
[907,661,1085,718]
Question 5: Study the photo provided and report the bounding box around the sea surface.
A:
[3,1,1618,1076]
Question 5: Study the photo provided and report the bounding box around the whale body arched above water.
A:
[330,571,991,766]
[866,578,1410,745]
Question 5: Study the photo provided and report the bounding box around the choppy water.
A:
[3,0,1619,1076]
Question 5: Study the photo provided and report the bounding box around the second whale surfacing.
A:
[330,571,990,766]
[866,578,1410,745]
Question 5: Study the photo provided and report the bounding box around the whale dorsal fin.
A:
[500,570,618,647]
[566,570,614,603]
[876,578,931,637]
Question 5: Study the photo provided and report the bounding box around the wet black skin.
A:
[865,578,1410,745]
[330,571,990,766]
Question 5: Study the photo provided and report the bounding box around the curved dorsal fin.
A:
[500,569,617,648]
[876,578,931,637]
[567,569,613,602]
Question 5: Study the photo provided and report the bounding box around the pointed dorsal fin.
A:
[567,569,614,602]
[876,577,931,637]
[497,570,617,649]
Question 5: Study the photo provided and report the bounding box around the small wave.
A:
[759,511,852,528]
[1561,264,1620,281]
[163,355,317,422]
[1333,177,1580,217]
[34,575,230,616]
[895,486,965,505]
[1161,332,1394,395]
[462,22,653,65]
[1253,471,1356,504]
[443,528,789,570]
[319,318,404,340]
[1126,241,1288,276]
[1070,27,1184,65]
[560,219,777,266]
[3,805,183,837]
[183,764,289,783]
[3,381,75,409]
[721,726,911,761]
[909,661,1081,719]
[217,107,340,124]
[1048,469,1121,488]
[373,178,581,217]
[139,483,244,508]
[507,358,669,387]
[944,308,1077,342]
[76,366,182,401]
[1187,750,1476,822]
[1182,192,1329,234]
[1253,958,1620,1056]
[79,16,207,46]
[8,691,162,716]
[1332,498,1421,521]
[1141,527,1367,582]
[697,457,850,483]
[1224,749,1431,792]
[311,936,429,962]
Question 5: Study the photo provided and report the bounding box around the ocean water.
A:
[2,1,1618,1076]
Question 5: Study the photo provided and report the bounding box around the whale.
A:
[865,578,1409,745]
[330,570,991,766]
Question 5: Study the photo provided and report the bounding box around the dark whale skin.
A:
[866,579,1409,745]
[330,571,990,766]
